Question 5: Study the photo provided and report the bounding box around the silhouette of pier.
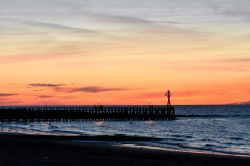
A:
[0,105,175,121]
[0,91,176,121]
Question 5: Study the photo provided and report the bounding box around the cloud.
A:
[87,12,200,35]
[89,13,183,27]
[0,93,17,97]
[88,13,154,24]
[38,95,53,98]
[28,84,130,93]
[16,19,100,34]
[69,86,129,93]
[210,1,250,20]
[217,3,250,19]
[0,93,18,105]
[222,10,250,18]
[0,100,21,105]
[29,83,65,87]
[54,86,130,93]
[0,51,86,64]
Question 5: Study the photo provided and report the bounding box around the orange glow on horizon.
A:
[0,1,249,105]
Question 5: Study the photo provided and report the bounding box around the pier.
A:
[0,105,175,121]
[0,90,176,121]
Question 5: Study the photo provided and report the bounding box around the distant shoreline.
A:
[0,133,250,166]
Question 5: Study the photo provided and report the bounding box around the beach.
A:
[0,134,250,166]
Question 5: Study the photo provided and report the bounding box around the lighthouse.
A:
[165,90,175,120]
[165,90,171,106]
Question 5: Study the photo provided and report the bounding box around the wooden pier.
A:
[0,105,175,121]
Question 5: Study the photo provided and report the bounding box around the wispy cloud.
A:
[37,95,53,98]
[210,1,250,20]
[219,6,250,19]
[87,12,201,35]
[14,19,101,34]
[55,86,130,93]
[88,13,154,24]
[0,51,86,64]
[29,83,65,87]
[28,84,129,93]
[0,100,21,105]
[0,93,18,105]
[69,86,129,93]
[0,93,18,97]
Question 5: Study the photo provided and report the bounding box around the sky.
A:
[0,0,250,105]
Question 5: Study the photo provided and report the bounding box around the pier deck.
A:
[0,105,175,121]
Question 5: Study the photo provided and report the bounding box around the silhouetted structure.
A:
[165,90,175,120]
[166,90,171,106]
[0,105,175,121]
[0,91,176,121]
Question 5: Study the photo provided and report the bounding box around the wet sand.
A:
[0,134,249,166]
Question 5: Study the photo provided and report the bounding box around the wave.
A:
[0,132,163,142]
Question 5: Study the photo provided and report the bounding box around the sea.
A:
[0,105,250,157]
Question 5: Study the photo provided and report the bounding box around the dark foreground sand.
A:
[0,134,249,166]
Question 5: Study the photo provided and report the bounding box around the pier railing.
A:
[0,105,175,121]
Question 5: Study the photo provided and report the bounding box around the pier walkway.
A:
[0,105,175,121]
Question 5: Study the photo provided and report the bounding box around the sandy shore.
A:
[0,134,249,166]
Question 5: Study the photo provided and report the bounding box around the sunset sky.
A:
[0,0,250,105]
